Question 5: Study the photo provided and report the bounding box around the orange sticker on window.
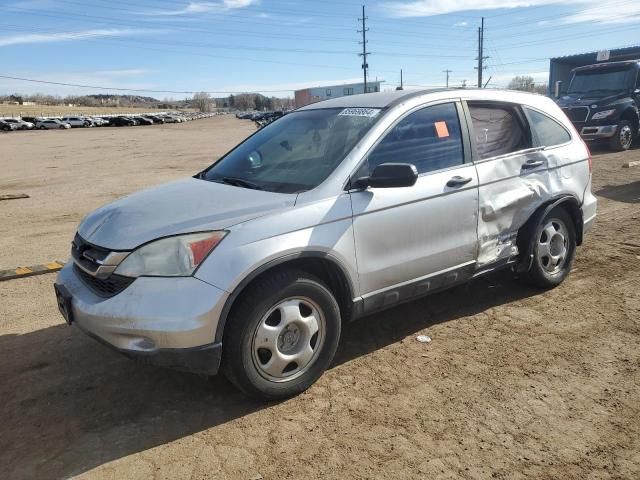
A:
[435,121,449,138]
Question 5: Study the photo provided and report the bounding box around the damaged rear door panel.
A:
[465,100,587,268]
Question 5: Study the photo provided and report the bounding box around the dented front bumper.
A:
[54,261,229,374]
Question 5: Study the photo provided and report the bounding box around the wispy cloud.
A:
[140,0,259,16]
[381,0,571,18]
[454,21,468,27]
[381,0,640,25]
[562,1,640,24]
[0,29,160,47]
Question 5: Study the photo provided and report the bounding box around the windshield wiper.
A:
[217,176,263,190]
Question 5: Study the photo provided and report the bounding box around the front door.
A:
[350,101,479,306]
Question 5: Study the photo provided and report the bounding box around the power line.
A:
[0,74,295,94]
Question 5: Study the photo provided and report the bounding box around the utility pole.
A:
[443,69,452,88]
[476,17,489,88]
[358,5,369,92]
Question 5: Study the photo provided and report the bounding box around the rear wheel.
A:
[223,269,341,400]
[520,207,576,289]
[610,120,633,151]
[39,125,46,130]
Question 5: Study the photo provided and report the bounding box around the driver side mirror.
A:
[359,163,418,189]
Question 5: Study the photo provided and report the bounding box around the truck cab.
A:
[556,60,640,151]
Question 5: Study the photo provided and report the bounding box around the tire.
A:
[520,207,576,289]
[39,126,46,130]
[610,120,634,151]
[222,269,341,400]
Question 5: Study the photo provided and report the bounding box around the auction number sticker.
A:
[338,108,381,118]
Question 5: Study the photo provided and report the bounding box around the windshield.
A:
[568,67,635,94]
[201,108,381,194]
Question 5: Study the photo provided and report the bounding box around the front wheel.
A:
[223,269,341,400]
[520,207,576,289]
[610,120,634,151]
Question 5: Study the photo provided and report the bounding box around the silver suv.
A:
[54,89,597,399]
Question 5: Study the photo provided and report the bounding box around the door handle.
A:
[521,160,544,170]
[446,176,473,187]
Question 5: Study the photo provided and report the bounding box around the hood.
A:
[78,178,297,250]
[556,91,630,108]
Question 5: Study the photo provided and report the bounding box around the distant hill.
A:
[84,94,160,104]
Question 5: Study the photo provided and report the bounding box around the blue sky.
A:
[1,0,639,98]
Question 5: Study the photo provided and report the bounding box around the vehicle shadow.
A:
[0,270,541,479]
[595,180,640,204]
[590,142,640,156]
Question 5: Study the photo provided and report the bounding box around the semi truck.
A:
[554,60,640,151]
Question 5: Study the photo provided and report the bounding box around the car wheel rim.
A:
[251,296,326,383]
[537,219,569,275]
[620,125,632,148]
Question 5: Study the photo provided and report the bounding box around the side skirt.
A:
[351,258,517,320]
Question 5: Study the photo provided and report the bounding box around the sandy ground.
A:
[0,118,639,480]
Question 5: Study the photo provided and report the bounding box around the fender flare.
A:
[516,195,583,272]
[213,251,356,343]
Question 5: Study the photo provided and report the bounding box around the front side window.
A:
[468,103,531,159]
[525,108,571,147]
[363,102,464,175]
[202,108,381,193]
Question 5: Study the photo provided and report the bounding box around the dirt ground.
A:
[0,118,639,480]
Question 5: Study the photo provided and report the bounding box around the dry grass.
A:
[0,104,195,118]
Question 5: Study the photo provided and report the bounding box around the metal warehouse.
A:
[549,45,640,94]
[294,81,383,108]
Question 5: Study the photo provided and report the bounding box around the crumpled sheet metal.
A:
[475,150,569,266]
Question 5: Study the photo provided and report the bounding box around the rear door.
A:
[350,100,479,302]
[464,101,551,268]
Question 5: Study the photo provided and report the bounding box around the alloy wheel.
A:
[620,124,633,149]
[251,297,325,382]
[537,219,569,274]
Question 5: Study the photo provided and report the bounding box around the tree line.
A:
[192,92,294,112]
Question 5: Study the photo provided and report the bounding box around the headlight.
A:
[115,231,227,277]
[591,109,615,120]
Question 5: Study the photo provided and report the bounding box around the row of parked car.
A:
[0,112,216,132]
[235,110,288,129]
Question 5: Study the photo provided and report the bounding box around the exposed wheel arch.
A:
[516,195,583,272]
[214,252,355,344]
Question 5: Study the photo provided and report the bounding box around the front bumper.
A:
[55,261,229,375]
[580,124,618,140]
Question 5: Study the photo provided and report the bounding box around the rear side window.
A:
[525,108,571,147]
[468,103,531,159]
[366,102,464,175]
